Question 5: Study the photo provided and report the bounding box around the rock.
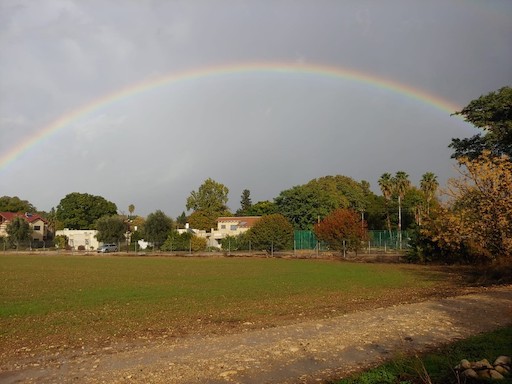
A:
[494,365,510,375]
[460,359,471,370]
[494,355,511,366]
[477,369,492,379]
[219,370,237,378]
[489,369,504,379]
[473,359,493,370]
[461,369,479,379]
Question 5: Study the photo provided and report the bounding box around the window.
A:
[221,225,226,229]
[230,225,238,231]
[34,225,41,230]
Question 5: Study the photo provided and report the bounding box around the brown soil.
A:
[1,283,511,384]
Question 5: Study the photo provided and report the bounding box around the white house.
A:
[55,229,100,251]
[209,216,261,248]
[177,217,261,249]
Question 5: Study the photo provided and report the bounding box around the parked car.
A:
[97,244,118,253]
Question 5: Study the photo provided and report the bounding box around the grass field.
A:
[0,253,466,360]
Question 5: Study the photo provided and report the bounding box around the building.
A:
[55,229,100,251]
[0,212,49,242]
[209,216,261,248]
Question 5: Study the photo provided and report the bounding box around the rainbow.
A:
[0,62,466,171]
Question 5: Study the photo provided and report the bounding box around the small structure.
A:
[55,229,99,251]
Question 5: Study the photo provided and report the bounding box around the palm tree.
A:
[378,173,393,236]
[128,204,135,220]
[392,171,410,248]
[420,172,438,217]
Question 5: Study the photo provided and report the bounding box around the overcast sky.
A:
[1,0,511,218]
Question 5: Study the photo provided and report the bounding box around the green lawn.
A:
[0,254,459,357]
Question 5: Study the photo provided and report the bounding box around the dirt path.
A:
[2,285,512,384]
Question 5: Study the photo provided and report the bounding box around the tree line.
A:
[1,86,510,263]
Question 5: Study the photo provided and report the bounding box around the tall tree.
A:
[378,173,393,235]
[186,178,230,229]
[236,189,252,216]
[420,172,438,217]
[56,192,117,229]
[6,216,31,249]
[128,204,135,219]
[144,210,173,249]
[186,178,229,213]
[450,86,512,160]
[392,171,411,246]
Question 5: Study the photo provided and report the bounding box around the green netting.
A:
[294,230,318,250]
[293,230,409,250]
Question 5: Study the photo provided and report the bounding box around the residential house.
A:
[176,217,261,249]
[0,212,48,242]
[55,229,100,251]
[209,216,261,248]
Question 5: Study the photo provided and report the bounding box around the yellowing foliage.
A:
[427,151,512,260]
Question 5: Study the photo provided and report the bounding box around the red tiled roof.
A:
[0,212,48,223]
[217,216,261,228]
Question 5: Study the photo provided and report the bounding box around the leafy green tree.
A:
[95,215,127,244]
[144,210,173,249]
[186,178,229,213]
[0,196,36,213]
[6,216,31,249]
[404,187,425,227]
[54,234,68,249]
[56,192,117,229]
[246,200,278,216]
[450,86,512,160]
[188,210,220,231]
[236,189,252,216]
[314,208,368,255]
[186,178,230,230]
[247,214,293,252]
[275,181,348,230]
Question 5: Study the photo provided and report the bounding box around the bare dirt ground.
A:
[1,284,511,384]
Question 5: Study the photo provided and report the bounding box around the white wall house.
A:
[177,217,261,249]
[56,229,100,251]
[209,216,261,248]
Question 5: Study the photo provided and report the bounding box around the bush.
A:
[247,214,293,252]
